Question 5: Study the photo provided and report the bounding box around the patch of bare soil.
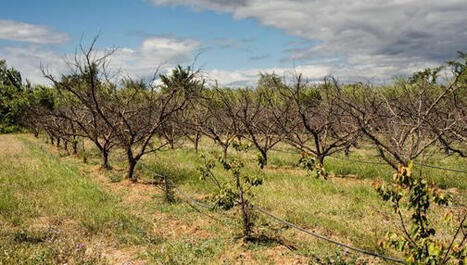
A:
[0,134,26,155]
[100,246,147,265]
[151,210,213,240]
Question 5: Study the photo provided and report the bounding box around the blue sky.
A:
[1,0,466,85]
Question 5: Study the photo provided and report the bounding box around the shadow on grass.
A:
[244,233,298,251]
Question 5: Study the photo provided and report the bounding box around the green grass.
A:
[1,134,465,264]
[135,139,466,261]
[0,135,160,264]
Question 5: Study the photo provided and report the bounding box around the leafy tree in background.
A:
[0,59,28,133]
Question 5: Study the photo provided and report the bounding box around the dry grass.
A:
[1,134,465,264]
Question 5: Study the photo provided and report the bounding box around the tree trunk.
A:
[344,145,350,157]
[50,137,54,145]
[235,173,252,240]
[222,144,229,159]
[64,141,68,151]
[241,199,251,240]
[194,132,200,153]
[72,141,78,155]
[102,150,111,170]
[317,155,324,166]
[127,160,137,182]
[317,155,328,180]
[56,138,61,147]
[237,176,252,240]
[259,149,268,169]
[444,146,450,155]
[126,150,138,182]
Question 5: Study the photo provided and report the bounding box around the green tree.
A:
[0,60,27,133]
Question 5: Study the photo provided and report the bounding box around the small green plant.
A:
[373,162,466,265]
[198,154,263,240]
[298,152,328,179]
[232,140,251,152]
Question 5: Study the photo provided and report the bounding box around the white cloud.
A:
[0,19,69,44]
[0,45,67,84]
[0,36,202,84]
[110,36,202,78]
[0,39,432,87]
[150,0,467,80]
[205,64,331,86]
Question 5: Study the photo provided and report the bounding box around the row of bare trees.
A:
[28,40,204,181]
[25,42,466,180]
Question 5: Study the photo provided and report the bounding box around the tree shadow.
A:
[245,233,297,251]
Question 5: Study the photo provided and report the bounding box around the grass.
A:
[1,134,465,264]
[0,134,160,264]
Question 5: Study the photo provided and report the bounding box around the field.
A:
[1,134,465,264]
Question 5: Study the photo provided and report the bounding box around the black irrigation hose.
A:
[251,205,406,264]
[417,163,467,174]
[139,166,417,264]
[327,156,388,166]
[329,157,467,174]
[173,188,232,225]
[164,179,408,264]
[271,148,467,174]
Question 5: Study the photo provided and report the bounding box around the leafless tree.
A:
[198,88,241,158]
[219,87,282,168]
[267,73,358,171]
[42,38,118,169]
[332,64,466,169]
[99,67,203,181]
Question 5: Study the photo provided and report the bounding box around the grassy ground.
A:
[0,134,162,264]
[1,134,465,264]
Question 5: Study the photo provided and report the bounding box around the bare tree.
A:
[427,54,467,157]
[178,98,205,153]
[219,87,282,168]
[198,88,241,158]
[332,63,466,169]
[100,67,203,181]
[42,39,118,169]
[267,73,358,173]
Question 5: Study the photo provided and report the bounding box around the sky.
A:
[0,0,466,86]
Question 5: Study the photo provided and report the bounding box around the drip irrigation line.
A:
[326,156,388,166]
[178,185,407,264]
[139,163,234,226]
[417,163,467,174]
[251,205,406,264]
[151,172,407,264]
[173,182,406,264]
[270,148,467,174]
[173,188,230,225]
[327,157,467,174]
